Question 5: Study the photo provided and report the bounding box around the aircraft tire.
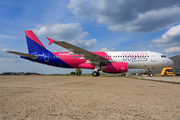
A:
[149,73,153,77]
[92,71,100,77]
[96,72,100,76]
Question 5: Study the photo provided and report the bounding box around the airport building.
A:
[170,55,180,75]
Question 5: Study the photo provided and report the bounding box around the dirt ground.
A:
[0,75,180,120]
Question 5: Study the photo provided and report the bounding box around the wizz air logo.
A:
[122,52,148,62]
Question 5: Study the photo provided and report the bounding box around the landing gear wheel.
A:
[149,73,153,77]
[92,71,100,77]
[96,72,100,76]
[148,69,153,77]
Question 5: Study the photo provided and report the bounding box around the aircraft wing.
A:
[47,37,109,63]
[7,51,38,59]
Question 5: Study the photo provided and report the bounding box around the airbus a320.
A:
[7,30,173,77]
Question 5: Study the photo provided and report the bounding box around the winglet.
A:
[46,37,55,45]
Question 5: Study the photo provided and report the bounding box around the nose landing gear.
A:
[148,69,153,77]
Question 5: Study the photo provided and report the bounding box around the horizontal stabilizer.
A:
[7,51,38,59]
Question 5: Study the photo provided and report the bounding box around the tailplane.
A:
[25,30,48,53]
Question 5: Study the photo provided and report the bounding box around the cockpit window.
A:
[161,55,166,58]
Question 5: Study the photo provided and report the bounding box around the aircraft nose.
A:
[168,59,174,66]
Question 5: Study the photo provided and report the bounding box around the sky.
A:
[0,0,180,74]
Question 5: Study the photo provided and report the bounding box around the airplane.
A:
[7,30,174,77]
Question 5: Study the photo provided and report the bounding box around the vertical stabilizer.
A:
[25,30,48,53]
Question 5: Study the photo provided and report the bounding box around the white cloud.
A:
[0,45,8,52]
[148,44,153,48]
[152,25,180,47]
[0,58,13,62]
[100,48,115,51]
[165,47,180,53]
[109,7,180,32]
[151,25,180,55]
[0,45,17,62]
[33,23,97,49]
[67,0,180,33]
[84,39,97,48]
[67,0,91,17]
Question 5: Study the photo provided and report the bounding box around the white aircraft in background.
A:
[7,30,174,77]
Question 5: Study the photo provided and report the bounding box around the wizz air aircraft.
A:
[7,30,173,77]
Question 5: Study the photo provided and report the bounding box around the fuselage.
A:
[22,51,173,70]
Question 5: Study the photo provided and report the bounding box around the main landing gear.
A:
[92,71,100,77]
[148,69,153,77]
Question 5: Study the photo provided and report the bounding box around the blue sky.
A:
[0,0,180,74]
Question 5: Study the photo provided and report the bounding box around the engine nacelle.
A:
[79,63,95,69]
[101,62,128,73]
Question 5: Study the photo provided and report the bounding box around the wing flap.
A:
[7,51,38,59]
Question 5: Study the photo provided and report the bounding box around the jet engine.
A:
[101,62,128,73]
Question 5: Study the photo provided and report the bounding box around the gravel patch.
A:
[0,76,180,119]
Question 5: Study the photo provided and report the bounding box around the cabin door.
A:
[150,53,156,62]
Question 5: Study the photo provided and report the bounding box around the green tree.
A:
[70,71,76,75]
[143,69,148,75]
[76,69,82,76]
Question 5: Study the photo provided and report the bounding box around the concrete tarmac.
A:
[0,75,180,119]
[135,75,180,83]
